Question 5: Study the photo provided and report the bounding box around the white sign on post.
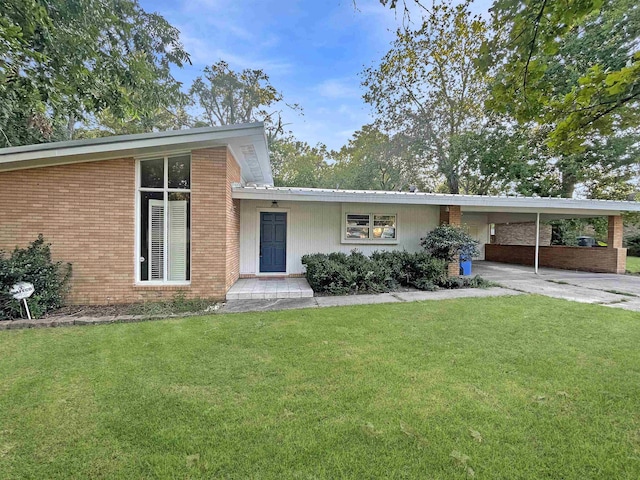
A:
[10,282,35,320]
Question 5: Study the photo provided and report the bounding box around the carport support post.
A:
[534,212,540,274]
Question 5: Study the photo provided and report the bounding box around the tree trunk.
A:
[561,171,576,198]
[67,114,75,140]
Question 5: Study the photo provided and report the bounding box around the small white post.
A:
[534,212,540,275]
[23,298,32,320]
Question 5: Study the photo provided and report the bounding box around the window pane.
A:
[140,191,164,281]
[347,227,369,239]
[140,158,164,188]
[373,215,396,239]
[347,214,370,227]
[168,155,191,189]
[168,193,191,281]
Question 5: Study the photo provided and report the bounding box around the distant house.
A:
[0,123,637,305]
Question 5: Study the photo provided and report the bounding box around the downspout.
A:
[535,212,540,274]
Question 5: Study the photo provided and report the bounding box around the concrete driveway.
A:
[474,261,640,311]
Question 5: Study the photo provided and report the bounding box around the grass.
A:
[627,256,640,274]
[1,296,640,479]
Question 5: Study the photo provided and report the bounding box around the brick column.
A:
[608,215,623,248]
[440,205,461,276]
[607,215,626,273]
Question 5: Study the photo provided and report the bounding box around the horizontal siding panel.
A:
[240,200,440,275]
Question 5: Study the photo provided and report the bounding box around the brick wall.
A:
[493,222,552,246]
[485,244,627,274]
[0,147,242,305]
[225,150,241,290]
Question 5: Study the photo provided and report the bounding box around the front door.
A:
[260,212,287,273]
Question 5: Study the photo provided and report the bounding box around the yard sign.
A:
[10,282,35,320]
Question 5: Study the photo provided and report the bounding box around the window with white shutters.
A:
[137,156,191,283]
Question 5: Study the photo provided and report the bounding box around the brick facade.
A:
[485,244,627,274]
[493,222,552,246]
[0,147,241,305]
[608,215,623,248]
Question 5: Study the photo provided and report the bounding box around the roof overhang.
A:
[232,186,640,217]
[0,123,273,185]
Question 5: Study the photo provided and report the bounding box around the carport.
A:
[458,200,633,274]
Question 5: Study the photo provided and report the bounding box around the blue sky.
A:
[140,0,492,151]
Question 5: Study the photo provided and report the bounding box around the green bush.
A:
[439,275,494,289]
[626,234,640,257]
[302,250,448,295]
[0,235,72,320]
[420,225,479,261]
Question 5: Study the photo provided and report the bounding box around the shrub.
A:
[438,275,494,289]
[626,234,640,257]
[420,225,479,261]
[302,250,448,295]
[0,235,72,320]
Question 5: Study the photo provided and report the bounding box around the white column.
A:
[534,212,540,274]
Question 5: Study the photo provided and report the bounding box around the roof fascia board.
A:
[232,186,640,213]
[0,126,264,166]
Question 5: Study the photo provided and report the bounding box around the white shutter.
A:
[168,200,188,281]
[149,199,165,280]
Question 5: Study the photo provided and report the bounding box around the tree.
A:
[449,121,531,196]
[0,0,190,147]
[74,93,194,139]
[189,61,300,143]
[328,125,437,191]
[484,0,640,152]
[270,136,329,188]
[363,0,489,194]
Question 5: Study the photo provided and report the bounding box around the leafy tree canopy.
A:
[483,0,640,151]
[363,0,490,194]
[0,0,190,147]
[189,60,301,143]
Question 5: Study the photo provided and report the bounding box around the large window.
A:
[137,155,191,283]
[345,213,396,240]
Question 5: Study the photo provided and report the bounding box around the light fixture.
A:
[271,200,279,208]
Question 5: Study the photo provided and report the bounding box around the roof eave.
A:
[231,186,640,215]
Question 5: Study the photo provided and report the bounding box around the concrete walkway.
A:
[474,261,640,311]
[219,286,521,313]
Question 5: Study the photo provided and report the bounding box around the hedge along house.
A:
[1,122,640,305]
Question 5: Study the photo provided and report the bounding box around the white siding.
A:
[461,213,490,260]
[240,200,439,275]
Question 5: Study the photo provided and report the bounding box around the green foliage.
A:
[370,250,448,290]
[301,250,449,295]
[420,225,479,261]
[438,275,494,289]
[0,0,190,147]
[484,0,640,153]
[329,125,431,191]
[270,136,330,187]
[363,0,489,194]
[127,293,218,317]
[0,235,71,319]
[189,60,301,143]
[625,235,640,257]
[549,218,608,246]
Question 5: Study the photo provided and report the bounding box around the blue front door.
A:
[260,212,287,273]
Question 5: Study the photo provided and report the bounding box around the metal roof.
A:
[0,123,273,185]
[232,185,640,215]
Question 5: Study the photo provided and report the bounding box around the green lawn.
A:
[1,296,640,479]
[627,256,640,273]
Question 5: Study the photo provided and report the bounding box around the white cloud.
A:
[179,31,292,74]
[316,79,361,99]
